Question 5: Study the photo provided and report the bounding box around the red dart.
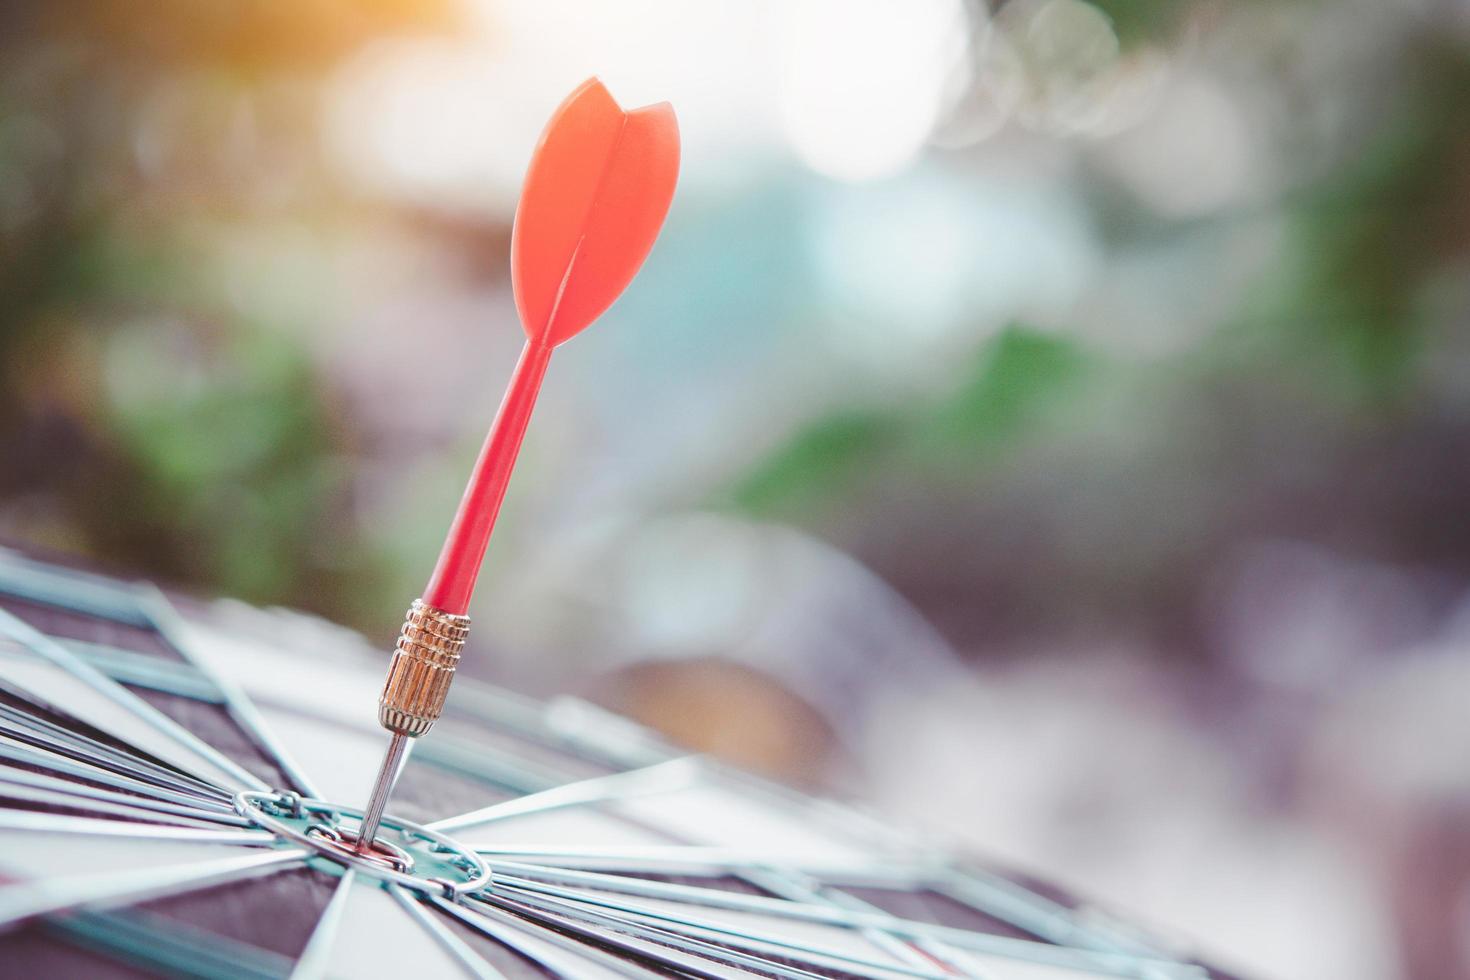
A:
[355,78,679,851]
[423,77,681,615]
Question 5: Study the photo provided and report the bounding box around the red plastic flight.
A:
[422,78,680,615]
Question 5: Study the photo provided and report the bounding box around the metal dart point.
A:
[355,731,407,850]
[356,600,471,851]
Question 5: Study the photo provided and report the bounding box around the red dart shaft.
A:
[422,340,552,615]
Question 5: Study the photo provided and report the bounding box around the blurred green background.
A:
[4,2,1470,978]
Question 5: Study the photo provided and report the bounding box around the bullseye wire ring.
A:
[233,790,491,898]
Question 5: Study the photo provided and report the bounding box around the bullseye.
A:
[233,790,491,898]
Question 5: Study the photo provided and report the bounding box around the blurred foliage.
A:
[0,1,456,621]
[728,8,1470,657]
[1265,36,1470,402]
[2,0,1470,657]
[732,329,1089,520]
[1082,0,1193,47]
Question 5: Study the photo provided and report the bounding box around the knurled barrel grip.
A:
[377,600,471,737]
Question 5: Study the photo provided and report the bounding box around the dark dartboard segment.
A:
[131,866,340,959]
[435,906,562,979]
[125,687,296,792]
[0,925,159,980]
[436,711,627,783]
[390,756,519,824]
[839,884,1041,941]
[0,595,186,664]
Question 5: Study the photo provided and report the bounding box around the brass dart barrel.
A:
[378,600,471,737]
[355,600,470,851]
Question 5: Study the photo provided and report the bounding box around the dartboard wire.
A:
[430,893,671,980]
[466,770,1172,975]
[288,867,357,980]
[455,891,777,980]
[0,659,229,800]
[732,868,985,979]
[0,776,246,829]
[449,686,677,773]
[937,868,1171,962]
[0,708,242,804]
[0,765,238,821]
[0,549,158,626]
[668,763,1125,967]
[429,752,952,975]
[430,752,953,976]
[742,812,1176,968]
[0,607,263,791]
[0,807,271,842]
[0,727,234,809]
[431,755,706,834]
[496,861,979,979]
[490,861,903,928]
[496,883,1202,980]
[435,747,974,976]
[412,726,587,798]
[388,882,510,980]
[579,776,982,979]
[488,861,1020,962]
[52,639,225,701]
[429,721,910,977]
[747,858,1155,976]
[470,888,846,980]
[487,878,953,980]
[617,761,1142,969]
[440,759,952,883]
[140,585,324,799]
[471,844,933,885]
[0,845,308,926]
[488,868,1204,980]
[496,874,1113,980]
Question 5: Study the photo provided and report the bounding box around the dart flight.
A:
[423,77,681,615]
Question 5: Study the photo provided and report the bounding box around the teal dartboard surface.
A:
[0,544,1240,979]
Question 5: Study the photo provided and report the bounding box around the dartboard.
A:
[0,545,1237,979]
